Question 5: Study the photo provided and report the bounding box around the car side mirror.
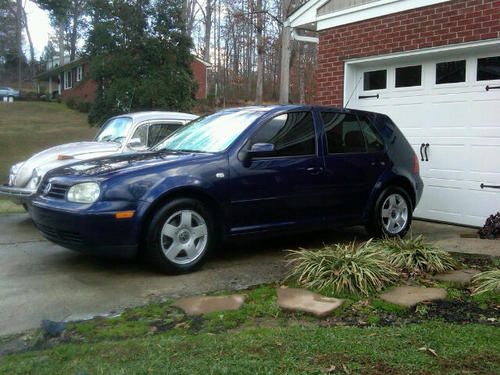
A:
[240,143,275,166]
[127,138,145,150]
[249,143,275,154]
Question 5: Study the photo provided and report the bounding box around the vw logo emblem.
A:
[43,182,52,195]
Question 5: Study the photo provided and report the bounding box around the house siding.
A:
[315,0,500,106]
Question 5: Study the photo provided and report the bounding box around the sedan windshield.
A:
[95,117,133,143]
[154,110,263,153]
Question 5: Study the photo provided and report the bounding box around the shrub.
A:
[286,241,399,296]
[376,235,457,274]
[471,269,500,295]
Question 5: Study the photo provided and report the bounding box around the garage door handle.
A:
[424,143,430,161]
[358,94,379,99]
[480,183,500,189]
[486,85,500,91]
[419,144,425,161]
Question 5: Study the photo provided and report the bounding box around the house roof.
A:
[35,57,87,80]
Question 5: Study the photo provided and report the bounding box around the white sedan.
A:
[0,111,198,205]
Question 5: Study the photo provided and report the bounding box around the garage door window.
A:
[396,65,422,88]
[477,56,500,81]
[363,70,386,91]
[436,60,466,84]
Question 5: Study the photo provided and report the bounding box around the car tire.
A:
[145,198,214,274]
[366,186,413,238]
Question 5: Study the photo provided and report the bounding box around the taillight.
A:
[412,153,420,175]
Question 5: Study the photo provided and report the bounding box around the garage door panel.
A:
[347,44,500,227]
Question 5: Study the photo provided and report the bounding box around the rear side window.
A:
[321,112,366,154]
[358,116,385,152]
[251,111,316,157]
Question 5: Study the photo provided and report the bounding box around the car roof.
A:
[114,111,199,123]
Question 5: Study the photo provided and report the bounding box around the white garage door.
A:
[345,40,500,227]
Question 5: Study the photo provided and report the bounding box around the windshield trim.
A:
[94,116,134,144]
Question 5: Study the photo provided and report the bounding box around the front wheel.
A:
[366,186,412,238]
[145,198,214,274]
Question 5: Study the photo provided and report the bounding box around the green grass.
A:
[1,323,498,374]
[0,101,94,181]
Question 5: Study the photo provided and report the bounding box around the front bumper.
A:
[29,199,140,258]
[0,184,34,204]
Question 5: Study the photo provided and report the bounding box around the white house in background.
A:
[287,0,500,227]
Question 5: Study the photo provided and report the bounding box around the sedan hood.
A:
[49,151,210,179]
[14,142,121,187]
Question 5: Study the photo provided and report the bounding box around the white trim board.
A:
[288,0,451,30]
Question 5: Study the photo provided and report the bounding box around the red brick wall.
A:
[316,0,500,106]
[61,63,97,103]
[192,59,208,99]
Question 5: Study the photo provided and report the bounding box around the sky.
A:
[24,1,52,58]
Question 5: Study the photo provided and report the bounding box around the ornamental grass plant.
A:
[471,269,500,295]
[375,235,457,274]
[287,240,399,296]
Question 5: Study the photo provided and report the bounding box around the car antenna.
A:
[344,75,362,110]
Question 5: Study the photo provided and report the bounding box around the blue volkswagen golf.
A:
[29,106,423,273]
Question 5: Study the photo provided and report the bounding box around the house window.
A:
[477,56,500,81]
[395,65,422,87]
[436,60,466,84]
[76,65,83,82]
[363,70,387,91]
[64,71,72,89]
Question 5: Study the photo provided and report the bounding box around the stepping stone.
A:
[173,294,245,315]
[277,288,343,318]
[431,269,480,285]
[379,286,447,307]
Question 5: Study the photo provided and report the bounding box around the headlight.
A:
[27,169,42,190]
[8,162,23,186]
[67,182,100,203]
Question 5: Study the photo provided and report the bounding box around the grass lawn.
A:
[1,284,499,374]
[0,101,95,182]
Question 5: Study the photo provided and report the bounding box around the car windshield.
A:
[95,117,133,143]
[153,110,263,153]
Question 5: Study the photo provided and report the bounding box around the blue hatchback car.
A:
[29,106,423,273]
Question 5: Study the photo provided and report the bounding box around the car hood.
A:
[48,151,211,179]
[13,142,121,187]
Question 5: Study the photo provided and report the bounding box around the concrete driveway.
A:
[0,213,497,336]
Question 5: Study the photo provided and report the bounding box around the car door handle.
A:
[306,167,324,175]
[420,143,425,161]
[424,143,430,162]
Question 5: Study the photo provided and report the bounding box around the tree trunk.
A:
[16,0,22,90]
[69,3,79,61]
[279,0,292,104]
[203,0,212,63]
[58,19,65,66]
[22,6,35,80]
[255,0,263,104]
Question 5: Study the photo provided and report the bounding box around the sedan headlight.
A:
[67,182,100,203]
[27,169,42,190]
[8,162,23,186]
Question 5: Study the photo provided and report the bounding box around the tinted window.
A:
[436,60,466,84]
[251,112,316,157]
[321,112,366,154]
[358,116,384,152]
[148,123,182,147]
[363,70,387,91]
[396,65,422,87]
[477,56,500,81]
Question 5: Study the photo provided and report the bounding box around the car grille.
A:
[36,223,83,245]
[39,181,69,199]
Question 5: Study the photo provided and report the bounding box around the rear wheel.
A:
[145,198,214,274]
[366,186,412,238]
